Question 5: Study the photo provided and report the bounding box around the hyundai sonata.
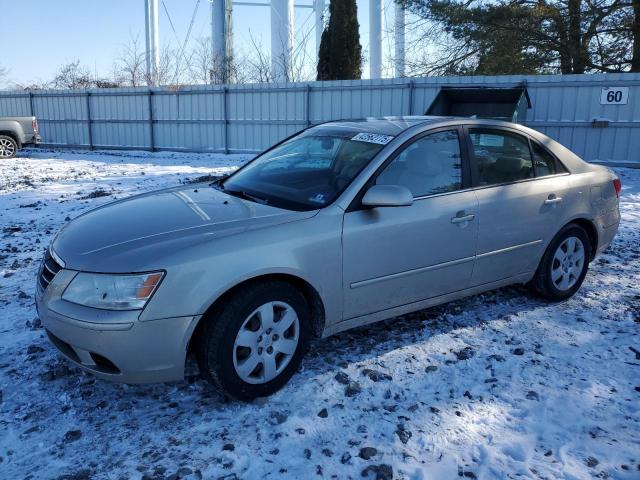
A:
[36,116,621,400]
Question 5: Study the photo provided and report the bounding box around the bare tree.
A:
[111,33,190,88]
[157,47,179,86]
[0,65,8,89]
[52,60,93,89]
[246,33,273,83]
[95,78,122,88]
[10,80,50,90]
[289,22,315,82]
[184,39,249,86]
[245,27,315,84]
[113,34,147,87]
[187,36,213,84]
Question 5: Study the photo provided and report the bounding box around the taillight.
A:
[613,178,621,198]
[32,119,38,132]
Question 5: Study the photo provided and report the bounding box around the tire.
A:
[0,135,18,159]
[196,280,311,401]
[529,223,591,301]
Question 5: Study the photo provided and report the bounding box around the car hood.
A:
[52,184,317,272]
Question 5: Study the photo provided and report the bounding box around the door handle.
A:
[544,195,563,205]
[451,213,475,224]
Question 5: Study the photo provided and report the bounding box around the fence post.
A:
[408,80,414,116]
[148,90,155,151]
[28,91,35,117]
[222,86,229,154]
[85,92,93,150]
[305,84,311,127]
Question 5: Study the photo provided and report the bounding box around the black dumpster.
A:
[425,86,531,123]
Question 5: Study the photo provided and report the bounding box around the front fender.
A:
[139,212,344,330]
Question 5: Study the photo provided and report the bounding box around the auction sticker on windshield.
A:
[351,133,394,145]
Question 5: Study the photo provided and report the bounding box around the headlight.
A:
[62,272,164,310]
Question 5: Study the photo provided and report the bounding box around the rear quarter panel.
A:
[563,168,620,253]
[0,119,26,144]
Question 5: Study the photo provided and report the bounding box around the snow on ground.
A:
[0,148,639,480]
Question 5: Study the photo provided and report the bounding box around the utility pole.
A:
[271,0,294,82]
[394,1,405,77]
[369,0,382,79]
[210,0,233,84]
[144,0,160,86]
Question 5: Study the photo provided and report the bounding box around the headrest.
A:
[405,146,446,175]
[495,156,525,174]
[404,146,425,164]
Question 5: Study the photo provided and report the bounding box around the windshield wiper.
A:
[224,188,270,205]
[209,173,231,189]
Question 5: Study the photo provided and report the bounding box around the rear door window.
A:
[469,129,533,186]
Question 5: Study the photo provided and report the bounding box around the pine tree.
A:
[317,0,363,80]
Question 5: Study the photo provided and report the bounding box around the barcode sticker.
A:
[351,132,394,145]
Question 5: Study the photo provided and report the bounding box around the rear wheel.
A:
[196,281,310,400]
[0,135,18,159]
[530,224,591,301]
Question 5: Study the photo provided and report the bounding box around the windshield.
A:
[221,131,390,211]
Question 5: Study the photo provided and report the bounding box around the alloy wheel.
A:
[0,138,15,158]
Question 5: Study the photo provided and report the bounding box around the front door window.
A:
[376,130,462,197]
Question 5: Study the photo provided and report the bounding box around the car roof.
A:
[303,116,591,175]
[310,116,457,136]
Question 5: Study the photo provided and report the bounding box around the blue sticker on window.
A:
[308,193,326,204]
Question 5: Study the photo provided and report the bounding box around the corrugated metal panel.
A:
[1,73,638,161]
[0,94,31,116]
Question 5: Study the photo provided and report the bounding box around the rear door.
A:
[342,128,479,319]
[466,127,570,286]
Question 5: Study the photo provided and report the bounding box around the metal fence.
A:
[0,73,638,162]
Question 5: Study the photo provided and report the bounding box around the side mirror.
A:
[361,184,413,208]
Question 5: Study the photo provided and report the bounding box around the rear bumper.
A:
[24,133,40,145]
[595,221,619,257]
[36,269,200,384]
[594,206,620,257]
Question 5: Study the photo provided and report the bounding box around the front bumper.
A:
[36,268,200,384]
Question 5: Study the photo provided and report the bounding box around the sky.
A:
[0,0,401,87]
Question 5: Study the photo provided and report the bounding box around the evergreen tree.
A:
[404,0,638,75]
[317,0,363,80]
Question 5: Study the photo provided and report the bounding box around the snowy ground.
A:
[1,148,639,480]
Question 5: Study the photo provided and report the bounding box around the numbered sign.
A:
[600,87,629,105]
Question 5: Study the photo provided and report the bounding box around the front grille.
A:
[39,249,62,291]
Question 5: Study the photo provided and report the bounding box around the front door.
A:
[342,129,479,320]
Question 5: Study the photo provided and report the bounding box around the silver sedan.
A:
[36,117,621,400]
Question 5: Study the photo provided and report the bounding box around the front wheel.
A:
[0,135,18,159]
[530,223,591,301]
[196,281,310,400]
